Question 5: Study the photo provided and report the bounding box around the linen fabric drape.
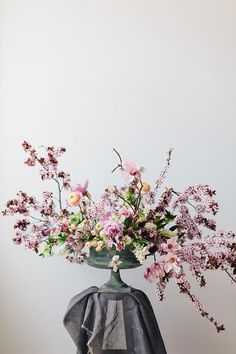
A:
[64,286,167,354]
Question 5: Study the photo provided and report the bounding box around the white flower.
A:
[100,229,107,240]
[134,246,149,264]
[55,244,67,256]
[145,222,157,232]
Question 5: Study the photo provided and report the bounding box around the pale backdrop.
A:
[0,1,236,354]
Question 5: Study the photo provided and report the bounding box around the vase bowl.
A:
[86,246,141,270]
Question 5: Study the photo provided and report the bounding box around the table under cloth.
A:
[64,286,167,354]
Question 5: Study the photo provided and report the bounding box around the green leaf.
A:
[164,210,176,222]
[124,217,132,229]
[169,225,178,231]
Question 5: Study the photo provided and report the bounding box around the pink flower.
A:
[104,220,123,239]
[119,207,132,218]
[71,180,89,196]
[122,161,143,182]
[144,267,156,282]
[161,237,180,253]
[161,252,180,273]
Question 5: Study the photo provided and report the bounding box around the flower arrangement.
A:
[3,141,236,332]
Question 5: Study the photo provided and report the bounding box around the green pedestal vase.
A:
[86,246,141,291]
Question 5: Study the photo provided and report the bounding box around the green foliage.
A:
[124,188,136,207]
[153,210,177,230]
[69,212,82,225]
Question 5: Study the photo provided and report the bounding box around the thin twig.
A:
[113,148,123,165]
[29,215,46,223]
[115,193,135,212]
[224,269,236,283]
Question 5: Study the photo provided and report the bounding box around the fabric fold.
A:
[64,286,167,354]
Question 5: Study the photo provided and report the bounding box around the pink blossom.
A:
[161,252,180,273]
[119,207,132,218]
[121,160,143,182]
[161,237,180,253]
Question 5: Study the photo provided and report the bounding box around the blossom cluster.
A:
[2,142,236,333]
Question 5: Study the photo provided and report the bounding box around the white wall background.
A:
[1,1,236,353]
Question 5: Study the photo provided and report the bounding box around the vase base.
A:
[99,269,131,292]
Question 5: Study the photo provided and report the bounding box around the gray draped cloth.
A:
[64,286,167,354]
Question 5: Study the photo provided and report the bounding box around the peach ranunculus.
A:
[141,181,151,194]
[67,192,81,206]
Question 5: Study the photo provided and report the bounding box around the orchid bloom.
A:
[71,180,89,196]
[161,252,180,274]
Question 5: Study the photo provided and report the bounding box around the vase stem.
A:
[99,269,130,291]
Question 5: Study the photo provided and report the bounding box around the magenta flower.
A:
[71,180,89,196]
